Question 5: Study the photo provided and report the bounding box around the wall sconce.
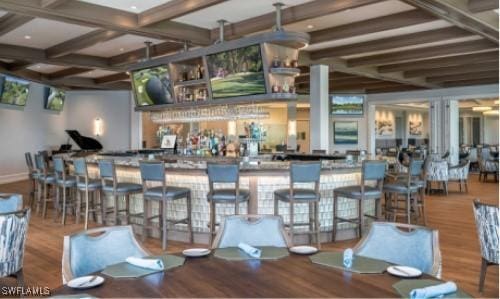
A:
[94,117,103,137]
[288,120,297,136]
[227,120,237,136]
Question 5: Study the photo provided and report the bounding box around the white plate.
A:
[387,266,422,278]
[67,275,105,289]
[183,248,211,257]
[289,246,318,255]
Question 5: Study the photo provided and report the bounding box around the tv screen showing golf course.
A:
[207,44,266,99]
[331,95,364,115]
[43,86,65,111]
[131,65,174,106]
[0,74,30,106]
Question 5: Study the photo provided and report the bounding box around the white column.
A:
[309,64,330,152]
[448,99,460,164]
[429,98,459,164]
[287,102,297,151]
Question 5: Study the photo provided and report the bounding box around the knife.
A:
[77,275,98,288]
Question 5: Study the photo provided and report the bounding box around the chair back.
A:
[207,163,239,183]
[73,158,88,177]
[290,162,321,183]
[409,159,425,177]
[472,200,499,264]
[425,160,449,182]
[354,222,441,278]
[362,160,386,181]
[53,157,67,181]
[24,152,34,173]
[0,194,23,213]
[212,215,290,249]
[0,208,30,278]
[34,153,47,172]
[140,161,166,182]
[62,226,148,283]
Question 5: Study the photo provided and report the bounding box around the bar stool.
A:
[73,158,103,230]
[140,161,193,249]
[34,153,56,218]
[274,162,321,248]
[53,157,77,225]
[207,162,250,245]
[98,159,142,225]
[332,160,387,241]
[24,152,38,208]
[384,159,425,224]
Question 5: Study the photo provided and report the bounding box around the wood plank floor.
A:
[0,174,498,298]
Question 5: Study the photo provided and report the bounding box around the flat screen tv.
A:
[0,74,30,106]
[43,86,65,111]
[207,44,266,99]
[331,94,364,116]
[131,65,174,106]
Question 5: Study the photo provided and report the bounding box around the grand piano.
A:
[52,130,103,157]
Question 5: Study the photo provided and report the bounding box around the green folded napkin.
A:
[310,251,390,273]
[214,246,289,261]
[393,279,472,299]
[101,254,185,278]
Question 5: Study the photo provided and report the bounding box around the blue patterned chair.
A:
[62,225,148,283]
[472,200,499,293]
[478,148,498,182]
[448,160,470,193]
[0,194,23,213]
[212,215,290,249]
[353,222,441,278]
[0,208,30,286]
[425,160,449,195]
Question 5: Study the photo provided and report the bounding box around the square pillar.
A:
[309,65,330,152]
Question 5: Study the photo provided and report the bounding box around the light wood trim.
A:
[427,71,499,83]
[404,61,499,78]
[442,77,499,87]
[110,42,184,66]
[0,13,34,37]
[347,39,497,67]
[310,27,472,59]
[7,61,35,72]
[378,50,499,73]
[468,0,499,12]
[46,29,125,58]
[47,67,92,80]
[95,73,129,85]
[139,0,226,27]
[40,0,70,9]
[366,85,426,93]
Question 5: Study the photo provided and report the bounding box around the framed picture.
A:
[161,135,176,149]
[376,119,394,136]
[331,95,364,116]
[409,120,423,136]
[334,121,358,144]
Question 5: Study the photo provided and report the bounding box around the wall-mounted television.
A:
[131,65,174,106]
[331,94,364,116]
[43,86,65,111]
[207,44,266,99]
[0,74,30,106]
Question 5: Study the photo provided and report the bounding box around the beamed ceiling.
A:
[0,0,497,93]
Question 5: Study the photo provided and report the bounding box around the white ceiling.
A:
[76,34,164,57]
[174,0,314,29]
[77,69,119,78]
[27,64,68,73]
[79,0,173,13]
[0,18,95,49]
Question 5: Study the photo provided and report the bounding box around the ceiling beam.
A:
[426,70,499,83]
[46,29,125,58]
[366,85,427,93]
[47,67,92,80]
[347,39,497,67]
[0,13,34,37]
[402,0,499,43]
[310,10,436,44]
[404,61,498,78]
[442,77,499,87]
[378,50,499,72]
[468,0,499,13]
[95,72,129,84]
[7,61,35,72]
[310,27,472,59]
[212,0,380,41]
[40,0,70,8]
[295,72,358,84]
[0,0,211,45]
[109,42,184,66]
[139,0,226,27]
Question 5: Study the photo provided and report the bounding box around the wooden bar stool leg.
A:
[358,199,363,238]
[187,193,193,244]
[315,201,320,249]
[83,188,90,230]
[76,189,81,225]
[209,201,216,246]
[406,193,411,224]
[42,183,48,219]
[274,198,279,216]
[62,186,67,225]
[54,185,60,221]
[162,200,168,250]
[142,199,148,242]
[235,201,239,215]
[125,194,131,225]
[289,201,295,246]
[332,194,338,242]
[113,195,119,225]
[308,202,313,245]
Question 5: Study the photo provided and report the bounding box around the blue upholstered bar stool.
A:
[140,161,193,249]
[98,159,142,226]
[207,162,250,246]
[24,152,38,208]
[34,153,56,218]
[274,162,322,248]
[53,157,77,225]
[332,160,387,241]
[73,158,103,230]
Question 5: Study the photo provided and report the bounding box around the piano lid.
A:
[65,130,103,150]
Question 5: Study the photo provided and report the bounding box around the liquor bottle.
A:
[272,56,281,68]
[181,66,188,81]
[272,83,280,93]
[197,64,203,79]
[282,81,290,93]
[284,56,291,68]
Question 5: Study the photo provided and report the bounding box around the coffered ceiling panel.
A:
[27,64,68,74]
[79,0,174,13]
[76,34,165,58]
[77,69,120,78]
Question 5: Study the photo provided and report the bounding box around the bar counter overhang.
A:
[64,154,372,244]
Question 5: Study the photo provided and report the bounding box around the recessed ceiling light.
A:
[130,5,137,10]
[307,24,314,29]
[472,106,492,111]
[36,65,41,69]
[24,35,31,39]
[120,48,125,52]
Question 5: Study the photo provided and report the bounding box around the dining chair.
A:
[53,157,77,225]
[207,162,250,245]
[425,160,449,195]
[62,225,149,283]
[353,222,441,278]
[478,148,498,182]
[212,215,290,249]
[332,160,387,241]
[34,153,56,218]
[448,160,470,193]
[274,161,321,248]
[0,208,31,287]
[140,160,193,250]
[472,200,499,293]
[0,194,23,213]
[24,152,38,208]
[73,158,103,230]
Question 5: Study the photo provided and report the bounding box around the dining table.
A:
[51,253,436,298]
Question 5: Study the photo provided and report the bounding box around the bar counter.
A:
[65,154,375,243]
